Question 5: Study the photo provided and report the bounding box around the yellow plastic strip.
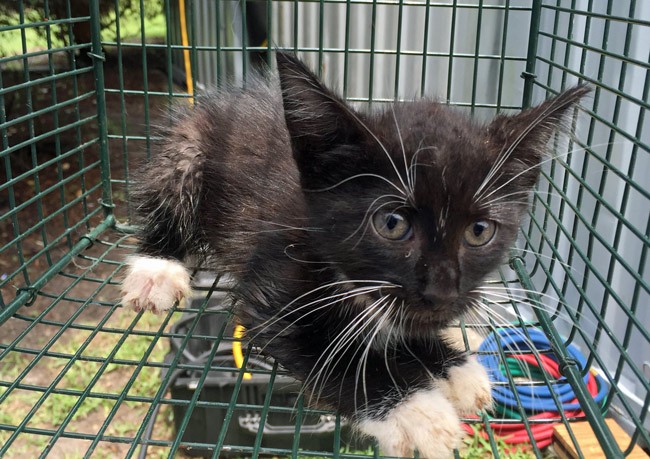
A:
[233,324,252,380]
[178,0,194,103]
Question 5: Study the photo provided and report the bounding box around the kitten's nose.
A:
[422,261,459,304]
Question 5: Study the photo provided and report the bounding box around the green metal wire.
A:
[511,259,622,457]
[445,0,458,103]
[522,0,542,108]
[419,0,431,97]
[469,0,484,115]
[1,0,649,457]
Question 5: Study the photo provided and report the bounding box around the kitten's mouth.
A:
[354,282,472,328]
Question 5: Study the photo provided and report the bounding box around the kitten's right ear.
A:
[276,53,362,166]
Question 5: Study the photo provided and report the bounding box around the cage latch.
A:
[86,51,105,62]
[16,286,37,307]
[520,71,537,82]
[558,357,580,377]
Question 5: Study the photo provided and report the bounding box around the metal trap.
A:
[0,1,648,458]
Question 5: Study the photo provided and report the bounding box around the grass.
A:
[0,309,172,457]
[1,307,553,458]
[459,425,561,459]
[460,426,535,459]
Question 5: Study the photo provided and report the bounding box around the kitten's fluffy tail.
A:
[133,118,207,261]
[121,113,207,312]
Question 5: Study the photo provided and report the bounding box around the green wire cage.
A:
[1,0,648,457]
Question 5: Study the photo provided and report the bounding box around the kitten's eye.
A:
[372,210,412,240]
[464,220,496,247]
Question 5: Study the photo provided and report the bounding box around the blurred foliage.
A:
[0,0,163,44]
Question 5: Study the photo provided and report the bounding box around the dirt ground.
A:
[1,42,175,332]
[0,44,190,458]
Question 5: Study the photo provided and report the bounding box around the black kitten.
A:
[121,53,587,458]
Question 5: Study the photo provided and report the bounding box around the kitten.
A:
[121,53,587,458]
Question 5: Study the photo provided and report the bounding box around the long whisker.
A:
[245,217,321,233]
[391,105,414,203]
[467,299,538,382]
[343,195,407,243]
[338,102,411,198]
[250,286,386,353]
[382,306,404,397]
[474,94,581,202]
[409,143,435,194]
[355,298,397,410]
[510,247,579,273]
[305,172,409,198]
[246,279,399,335]
[470,300,580,395]
[283,244,337,265]
[303,298,389,407]
[476,190,536,209]
[477,153,572,204]
[475,139,620,206]
[474,287,601,330]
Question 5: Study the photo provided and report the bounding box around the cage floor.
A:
[0,227,624,459]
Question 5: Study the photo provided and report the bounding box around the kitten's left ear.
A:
[488,84,590,187]
[276,53,363,174]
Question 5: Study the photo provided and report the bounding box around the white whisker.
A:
[391,105,414,203]
[306,172,409,198]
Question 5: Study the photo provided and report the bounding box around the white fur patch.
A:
[121,255,191,314]
[440,327,484,352]
[437,356,493,416]
[357,388,464,459]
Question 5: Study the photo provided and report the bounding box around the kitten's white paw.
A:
[357,388,463,459]
[437,356,493,416]
[121,255,191,314]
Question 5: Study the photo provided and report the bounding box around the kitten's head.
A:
[277,53,588,330]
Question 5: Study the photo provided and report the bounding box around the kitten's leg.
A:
[358,359,491,459]
[357,388,464,459]
[436,357,493,416]
[121,130,204,314]
[438,328,493,415]
[121,255,191,314]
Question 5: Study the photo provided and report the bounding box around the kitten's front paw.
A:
[357,388,463,459]
[121,255,191,314]
[438,356,493,416]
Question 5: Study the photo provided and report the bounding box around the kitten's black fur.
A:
[129,53,587,451]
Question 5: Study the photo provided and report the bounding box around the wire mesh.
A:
[0,0,648,458]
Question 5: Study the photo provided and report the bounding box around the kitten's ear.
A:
[488,84,590,187]
[276,53,363,167]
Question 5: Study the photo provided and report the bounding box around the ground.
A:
[0,39,182,457]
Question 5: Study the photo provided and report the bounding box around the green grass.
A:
[1,314,560,458]
[459,425,562,459]
[0,310,171,456]
[460,425,535,459]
